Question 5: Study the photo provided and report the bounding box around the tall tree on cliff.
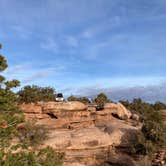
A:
[0,43,23,146]
[0,44,64,166]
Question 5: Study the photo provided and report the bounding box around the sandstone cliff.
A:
[19,101,142,166]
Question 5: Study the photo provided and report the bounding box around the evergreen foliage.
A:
[0,43,64,166]
[18,85,56,103]
[121,98,166,156]
[0,44,23,147]
[0,146,64,166]
[67,95,90,104]
[18,120,48,147]
[94,93,109,110]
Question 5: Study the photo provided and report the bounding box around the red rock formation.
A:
[19,101,141,166]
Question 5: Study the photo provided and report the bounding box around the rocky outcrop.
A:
[19,101,88,119]
[19,103,42,114]
[104,102,132,120]
[19,101,140,166]
[42,121,138,166]
[19,103,49,120]
[43,101,87,112]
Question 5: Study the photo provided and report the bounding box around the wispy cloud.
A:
[22,65,66,84]
[65,36,78,47]
[3,62,66,85]
[22,69,53,83]
[40,37,59,53]
[11,25,32,39]
[4,64,30,76]
[81,15,122,39]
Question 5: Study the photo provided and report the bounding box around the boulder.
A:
[106,153,137,166]
[104,102,132,120]
[131,114,139,121]
[43,101,87,113]
[104,103,118,110]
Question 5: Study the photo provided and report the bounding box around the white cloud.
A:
[4,64,30,76]
[22,65,66,84]
[61,82,166,103]
[81,15,122,39]
[22,69,52,83]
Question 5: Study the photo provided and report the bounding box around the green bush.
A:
[122,98,166,156]
[37,146,64,166]
[0,146,64,166]
[17,85,56,103]
[67,95,90,104]
[94,93,109,110]
[18,120,48,147]
[142,120,166,146]
[153,101,166,111]
[129,132,157,156]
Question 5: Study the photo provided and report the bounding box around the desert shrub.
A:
[142,120,166,146]
[153,101,166,111]
[68,95,90,104]
[130,119,166,157]
[94,93,109,110]
[129,132,157,156]
[37,146,64,166]
[17,85,56,103]
[122,98,166,156]
[18,120,48,147]
[0,146,64,166]
[120,98,165,123]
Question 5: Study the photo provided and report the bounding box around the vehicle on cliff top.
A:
[55,93,64,102]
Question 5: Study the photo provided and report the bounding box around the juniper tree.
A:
[0,44,23,147]
[94,93,109,110]
[0,43,64,166]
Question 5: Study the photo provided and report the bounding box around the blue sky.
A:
[0,0,166,102]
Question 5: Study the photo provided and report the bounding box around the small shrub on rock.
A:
[68,95,90,104]
[94,93,109,110]
[129,132,157,156]
[0,146,64,166]
[142,120,166,146]
[18,120,48,147]
[38,146,64,166]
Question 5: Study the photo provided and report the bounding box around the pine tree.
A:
[0,43,23,147]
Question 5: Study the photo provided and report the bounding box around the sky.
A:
[0,0,166,102]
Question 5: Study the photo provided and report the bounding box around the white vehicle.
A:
[55,93,64,102]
